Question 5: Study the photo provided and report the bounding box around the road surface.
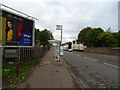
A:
[63,51,119,88]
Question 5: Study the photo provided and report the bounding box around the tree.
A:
[85,28,104,47]
[112,32,120,47]
[78,26,119,47]
[78,27,104,47]
[78,27,92,45]
[35,28,41,45]
[97,32,118,47]
[35,28,54,46]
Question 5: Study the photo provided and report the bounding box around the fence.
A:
[3,46,48,63]
[2,46,48,78]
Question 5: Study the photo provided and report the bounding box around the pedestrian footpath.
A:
[16,49,75,88]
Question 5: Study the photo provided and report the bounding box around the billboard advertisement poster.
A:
[19,19,33,46]
[0,10,34,46]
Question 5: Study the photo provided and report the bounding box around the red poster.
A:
[17,18,23,40]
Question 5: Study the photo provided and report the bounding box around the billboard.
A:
[0,9,34,46]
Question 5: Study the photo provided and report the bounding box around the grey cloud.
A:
[1,0,118,43]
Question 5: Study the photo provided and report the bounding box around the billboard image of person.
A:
[6,20,13,41]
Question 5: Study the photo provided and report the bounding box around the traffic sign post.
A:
[56,25,63,56]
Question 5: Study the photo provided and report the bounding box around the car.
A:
[64,49,68,51]
[69,49,73,52]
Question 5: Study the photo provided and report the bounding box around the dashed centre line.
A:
[84,57,119,69]
[90,58,97,62]
[66,52,119,69]
[104,63,119,69]
[84,57,97,62]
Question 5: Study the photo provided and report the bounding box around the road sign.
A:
[56,25,62,30]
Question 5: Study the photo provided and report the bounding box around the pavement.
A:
[16,49,76,88]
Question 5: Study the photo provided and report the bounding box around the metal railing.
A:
[2,46,48,77]
[3,46,48,62]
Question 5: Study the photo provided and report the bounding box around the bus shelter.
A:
[48,40,60,61]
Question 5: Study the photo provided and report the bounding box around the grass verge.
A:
[2,58,40,88]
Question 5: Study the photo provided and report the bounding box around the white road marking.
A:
[84,57,89,59]
[84,57,118,68]
[104,63,119,69]
[76,54,80,56]
[84,57,97,62]
[90,58,97,62]
[104,63,109,66]
[70,52,73,54]
[68,52,119,69]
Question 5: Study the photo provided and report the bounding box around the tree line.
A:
[35,27,120,48]
[35,28,54,48]
[78,27,120,47]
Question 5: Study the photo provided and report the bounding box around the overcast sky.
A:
[1,0,119,43]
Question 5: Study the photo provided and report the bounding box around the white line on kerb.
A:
[104,63,119,69]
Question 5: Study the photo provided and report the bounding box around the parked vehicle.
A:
[63,41,87,52]
[64,49,69,51]
[69,49,73,52]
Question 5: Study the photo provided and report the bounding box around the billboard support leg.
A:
[16,60,19,77]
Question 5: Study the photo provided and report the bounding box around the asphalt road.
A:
[63,51,119,88]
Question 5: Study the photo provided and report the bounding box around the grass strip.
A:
[2,58,40,88]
